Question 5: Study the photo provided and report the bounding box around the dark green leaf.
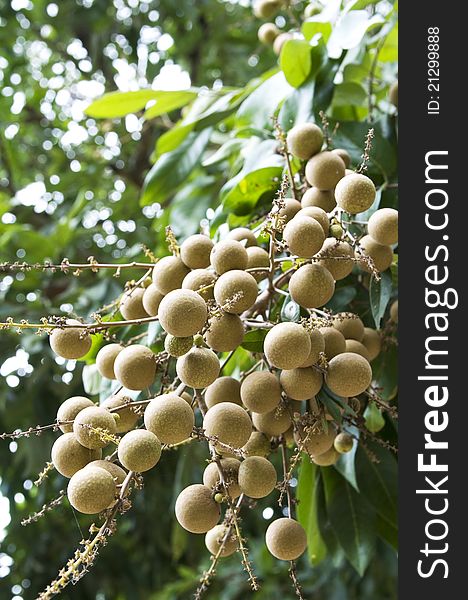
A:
[297,458,328,565]
[241,329,267,353]
[369,270,392,327]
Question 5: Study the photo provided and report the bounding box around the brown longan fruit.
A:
[203,458,241,499]
[152,255,190,295]
[51,433,102,478]
[299,329,325,367]
[265,518,307,561]
[175,484,220,534]
[283,215,325,258]
[144,393,194,445]
[203,403,252,448]
[280,367,323,401]
[345,339,370,361]
[326,352,372,397]
[361,327,381,361]
[286,123,323,161]
[252,406,292,437]
[73,406,117,450]
[390,299,398,323]
[176,347,220,389]
[242,431,271,457]
[278,198,302,222]
[101,394,140,433]
[213,270,258,314]
[273,31,293,55]
[158,289,207,337]
[334,432,354,454]
[142,283,164,317]
[49,319,92,360]
[164,334,193,357]
[57,396,94,433]
[67,466,116,514]
[335,173,376,214]
[182,269,216,302]
[264,322,311,370]
[319,326,346,359]
[258,22,280,45]
[205,525,238,557]
[210,240,248,274]
[86,460,127,485]
[238,456,276,498]
[96,343,123,380]
[254,0,282,19]
[289,263,335,308]
[389,80,398,108]
[205,376,242,409]
[305,151,345,190]
[312,446,339,466]
[119,287,149,320]
[296,206,329,235]
[180,234,214,269]
[295,424,335,457]
[246,246,270,281]
[332,148,351,168]
[318,238,354,280]
[359,235,393,272]
[301,187,336,212]
[114,344,156,391]
[205,312,245,352]
[240,371,282,414]
[333,313,365,341]
[227,227,258,247]
[368,208,398,246]
[117,429,161,472]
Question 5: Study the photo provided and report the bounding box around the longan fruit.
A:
[227,227,258,247]
[144,393,194,445]
[334,432,354,454]
[359,235,393,272]
[73,406,117,450]
[368,208,398,246]
[203,402,252,448]
[246,246,270,281]
[345,339,370,361]
[265,518,307,561]
[203,458,241,499]
[119,287,149,320]
[273,31,293,55]
[301,187,336,212]
[254,0,282,19]
[286,123,323,160]
[252,406,292,437]
[96,343,123,380]
[101,394,140,433]
[164,334,193,357]
[67,466,116,515]
[213,270,258,314]
[175,484,220,534]
[332,148,351,168]
[305,151,345,190]
[57,396,94,433]
[205,312,245,352]
[205,376,242,409]
[210,240,248,274]
[333,313,365,341]
[389,80,398,107]
[326,352,372,397]
[283,215,325,258]
[361,327,381,361]
[117,429,161,472]
[176,347,220,389]
[114,344,156,391]
[280,367,323,401]
[238,456,276,498]
[182,269,216,302]
[242,431,271,457]
[51,433,102,478]
[49,319,92,360]
[312,446,339,466]
[295,424,335,457]
[86,460,127,484]
[258,22,279,45]
[289,263,335,308]
[318,238,354,280]
[152,255,190,295]
[158,289,207,337]
[319,326,346,359]
[142,283,164,317]
[264,322,311,370]
[296,206,329,235]
[278,198,302,222]
[299,329,325,367]
[335,173,376,214]
[241,371,282,414]
[390,299,398,323]
[180,234,214,269]
[205,525,238,557]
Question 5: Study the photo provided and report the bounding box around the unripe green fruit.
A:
[264,322,311,370]
[73,406,117,449]
[319,326,346,359]
[205,312,245,352]
[142,283,164,316]
[332,148,351,168]
[312,446,339,466]
[361,327,381,361]
[214,492,224,503]
[176,347,220,389]
[329,223,343,239]
[345,339,370,361]
[359,235,393,272]
[335,173,376,214]
[49,319,92,360]
[119,287,149,320]
[101,394,139,433]
[286,123,323,161]
[295,424,335,457]
[241,371,282,414]
[238,456,276,498]
[326,352,372,397]
[203,402,252,448]
[227,227,258,247]
[114,344,156,391]
[318,238,354,280]
[265,518,307,561]
[96,343,123,380]
[389,80,398,108]
[390,299,398,323]
[86,460,127,484]
[175,484,220,534]
[258,22,280,45]
[273,31,293,55]
[296,206,329,235]
[246,246,270,281]
[280,367,323,401]
[51,433,102,478]
[368,208,398,246]
[144,393,194,445]
[164,334,193,357]
[67,466,116,514]
[299,329,325,367]
[152,255,190,295]
[117,429,161,472]
[203,458,241,499]
[180,234,214,269]
[254,0,282,19]
[333,313,365,341]
[182,269,216,301]
[205,376,242,409]
[242,431,271,457]
[301,187,336,212]
[283,215,325,258]
[334,432,354,454]
[57,396,94,433]
[252,406,292,437]
[289,263,335,308]
[210,240,248,274]
[158,289,207,338]
[205,525,238,557]
[305,151,346,190]
[278,198,302,222]
[213,270,258,314]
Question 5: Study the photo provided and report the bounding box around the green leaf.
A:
[376,514,398,550]
[302,20,332,43]
[364,402,385,433]
[280,294,301,322]
[82,364,102,396]
[297,458,327,565]
[241,329,267,353]
[369,270,392,327]
[372,342,398,400]
[325,285,357,312]
[280,40,312,89]
[236,71,292,129]
[85,90,160,118]
[334,426,359,491]
[278,79,315,131]
[143,90,197,119]
[333,82,367,107]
